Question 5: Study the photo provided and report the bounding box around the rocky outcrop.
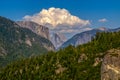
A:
[78,54,88,63]
[101,49,120,80]
[16,21,50,40]
[55,64,67,74]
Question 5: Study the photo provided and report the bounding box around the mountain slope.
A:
[1,31,120,80]
[16,21,50,40]
[0,16,54,66]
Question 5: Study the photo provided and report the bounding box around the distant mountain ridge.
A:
[16,21,50,40]
[61,27,120,48]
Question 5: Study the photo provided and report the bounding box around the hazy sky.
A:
[0,0,120,38]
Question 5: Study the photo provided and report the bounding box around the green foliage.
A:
[1,31,120,80]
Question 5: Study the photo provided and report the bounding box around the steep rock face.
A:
[16,21,50,40]
[50,33,67,49]
[61,28,108,48]
[101,49,120,80]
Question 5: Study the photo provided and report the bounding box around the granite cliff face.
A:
[50,33,67,49]
[101,49,120,80]
[17,21,50,40]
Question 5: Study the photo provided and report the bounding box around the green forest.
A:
[0,31,120,80]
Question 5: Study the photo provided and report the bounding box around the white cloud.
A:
[98,18,108,22]
[23,7,90,28]
[23,7,91,38]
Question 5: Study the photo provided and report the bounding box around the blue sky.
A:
[0,0,120,38]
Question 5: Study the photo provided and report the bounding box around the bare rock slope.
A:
[101,48,120,80]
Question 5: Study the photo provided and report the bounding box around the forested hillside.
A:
[0,16,54,67]
[0,31,120,80]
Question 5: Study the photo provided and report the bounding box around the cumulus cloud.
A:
[23,7,91,37]
[98,18,108,23]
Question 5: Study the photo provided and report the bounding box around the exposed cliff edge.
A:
[101,48,120,80]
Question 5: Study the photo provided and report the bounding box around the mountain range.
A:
[16,21,120,50]
[0,16,120,80]
[1,29,120,80]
